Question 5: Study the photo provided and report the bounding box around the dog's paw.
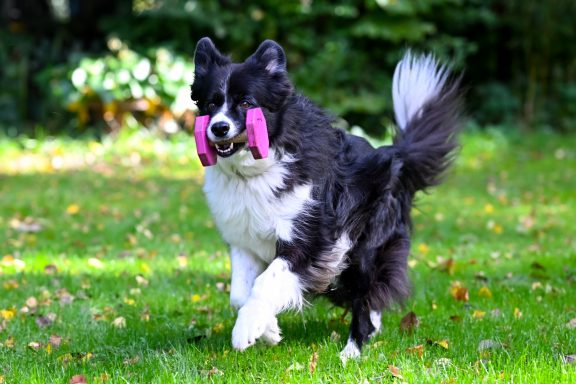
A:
[232,300,275,351]
[261,316,282,345]
[339,338,361,364]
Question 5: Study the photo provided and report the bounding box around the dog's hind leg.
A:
[340,299,377,361]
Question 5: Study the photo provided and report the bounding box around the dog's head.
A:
[191,38,293,158]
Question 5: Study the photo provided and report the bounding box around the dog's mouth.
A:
[211,132,247,158]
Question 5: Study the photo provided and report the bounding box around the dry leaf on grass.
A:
[69,375,87,384]
[309,351,318,374]
[400,311,420,332]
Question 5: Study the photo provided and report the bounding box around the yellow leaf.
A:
[213,323,224,333]
[45,343,52,354]
[418,243,430,254]
[0,374,4,383]
[478,286,493,298]
[514,307,522,319]
[88,258,104,269]
[0,308,16,320]
[140,263,151,274]
[123,297,136,306]
[472,310,486,319]
[66,204,80,215]
[2,279,19,290]
[436,339,449,349]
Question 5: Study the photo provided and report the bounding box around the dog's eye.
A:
[207,102,216,112]
[239,100,252,110]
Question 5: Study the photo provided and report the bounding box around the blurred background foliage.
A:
[1,0,575,137]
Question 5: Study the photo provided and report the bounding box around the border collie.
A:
[191,37,462,359]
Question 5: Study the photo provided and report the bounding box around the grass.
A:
[0,128,575,383]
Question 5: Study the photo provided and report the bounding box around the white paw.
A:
[232,301,275,351]
[339,338,361,364]
[261,316,282,345]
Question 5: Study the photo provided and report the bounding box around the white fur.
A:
[232,258,304,350]
[229,247,265,309]
[340,337,361,363]
[392,51,449,130]
[370,310,382,336]
[204,149,313,264]
[207,103,241,141]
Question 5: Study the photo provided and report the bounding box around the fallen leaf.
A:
[27,341,42,351]
[513,307,522,319]
[2,280,19,289]
[112,316,126,328]
[406,344,424,358]
[438,257,456,275]
[0,308,16,320]
[123,355,140,365]
[36,313,57,328]
[472,310,486,319]
[69,374,87,384]
[285,362,304,372]
[400,311,420,332]
[330,331,341,342]
[204,367,223,377]
[450,282,469,302]
[434,358,452,367]
[4,336,15,348]
[49,334,63,348]
[135,275,149,286]
[88,258,104,269]
[26,297,38,309]
[388,365,403,379]
[191,294,202,303]
[44,264,58,275]
[449,315,462,322]
[566,318,576,329]
[563,354,576,364]
[428,339,449,349]
[309,351,318,374]
[478,286,493,298]
[66,204,81,215]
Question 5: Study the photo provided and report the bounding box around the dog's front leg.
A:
[229,247,265,309]
[232,257,304,351]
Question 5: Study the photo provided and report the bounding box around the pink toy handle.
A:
[194,115,217,166]
[193,108,269,167]
[246,108,269,159]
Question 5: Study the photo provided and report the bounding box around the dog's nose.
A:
[211,122,230,138]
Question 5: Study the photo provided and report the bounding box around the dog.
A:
[190,37,462,359]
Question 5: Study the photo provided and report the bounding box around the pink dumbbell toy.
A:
[194,108,269,167]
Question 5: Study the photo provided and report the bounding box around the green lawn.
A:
[1,129,575,383]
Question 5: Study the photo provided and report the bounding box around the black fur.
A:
[192,38,463,352]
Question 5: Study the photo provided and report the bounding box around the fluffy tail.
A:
[392,51,463,192]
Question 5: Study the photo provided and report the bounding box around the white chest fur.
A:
[203,149,313,264]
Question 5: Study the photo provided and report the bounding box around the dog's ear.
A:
[194,37,228,77]
[245,40,287,73]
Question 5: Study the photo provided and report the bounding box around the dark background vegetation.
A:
[1,0,576,137]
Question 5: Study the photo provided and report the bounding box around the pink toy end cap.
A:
[246,108,269,159]
[194,115,217,166]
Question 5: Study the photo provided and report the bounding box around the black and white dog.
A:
[191,37,462,359]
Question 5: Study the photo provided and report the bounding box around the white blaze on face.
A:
[207,101,241,142]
